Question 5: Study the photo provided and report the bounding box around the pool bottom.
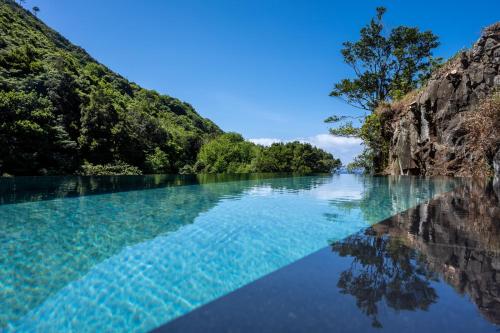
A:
[153,180,500,333]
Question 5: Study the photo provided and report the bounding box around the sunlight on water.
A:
[0,174,457,332]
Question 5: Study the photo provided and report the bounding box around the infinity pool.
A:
[0,174,457,332]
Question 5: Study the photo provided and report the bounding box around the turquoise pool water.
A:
[0,174,457,332]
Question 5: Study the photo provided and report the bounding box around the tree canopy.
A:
[327,7,440,173]
[329,7,440,113]
[194,133,341,174]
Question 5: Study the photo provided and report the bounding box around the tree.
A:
[0,91,55,175]
[331,233,438,328]
[329,7,439,112]
[78,83,121,164]
[32,6,40,17]
[327,7,440,172]
[145,147,170,174]
[194,134,341,174]
[195,133,257,173]
[253,141,341,173]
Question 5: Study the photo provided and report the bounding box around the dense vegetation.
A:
[0,1,342,176]
[326,7,440,173]
[194,133,341,174]
[0,0,221,176]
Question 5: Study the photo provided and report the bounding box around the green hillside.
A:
[0,0,221,176]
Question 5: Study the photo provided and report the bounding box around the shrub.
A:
[78,161,142,176]
[145,147,170,174]
[462,90,500,177]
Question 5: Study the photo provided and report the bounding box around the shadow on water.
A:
[151,177,496,333]
[0,174,331,328]
[331,178,500,327]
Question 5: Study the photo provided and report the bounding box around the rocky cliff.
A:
[381,23,500,177]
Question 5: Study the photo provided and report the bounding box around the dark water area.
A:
[157,179,500,333]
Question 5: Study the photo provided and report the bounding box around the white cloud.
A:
[247,134,363,164]
[248,138,282,146]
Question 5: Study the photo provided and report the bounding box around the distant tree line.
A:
[192,133,341,174]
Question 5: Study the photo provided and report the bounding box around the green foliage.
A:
[329,7,440,111]
[145,147,170,174]
[0,0,221,175]
[327,7,439,173]
[359,113,390,174]
[329,121,361,137]
[178,164,195,175]
[195,134,341,174]
[253,142,341,173]
[78,82,121,163]
[346,149,376,174]
[324,115,348,123]
[0,90,77,175]
[344,113,388,175]
[78,161,142,176]
[195,133,258,173]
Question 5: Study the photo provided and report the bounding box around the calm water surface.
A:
[0,174,467,332]
[159,178,500,333]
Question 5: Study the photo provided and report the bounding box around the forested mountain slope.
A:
[0,0,221,176]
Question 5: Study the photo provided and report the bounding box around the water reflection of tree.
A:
[324,176,457,225]
[0,173,331,204]
[331,232,438,328]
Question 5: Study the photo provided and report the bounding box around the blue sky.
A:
[25,0,500,163]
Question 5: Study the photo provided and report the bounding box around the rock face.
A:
[382,23,500,177]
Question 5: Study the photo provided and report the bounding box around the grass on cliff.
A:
[463,90,500,177]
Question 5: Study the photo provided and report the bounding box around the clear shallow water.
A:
[0,174,457,332]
